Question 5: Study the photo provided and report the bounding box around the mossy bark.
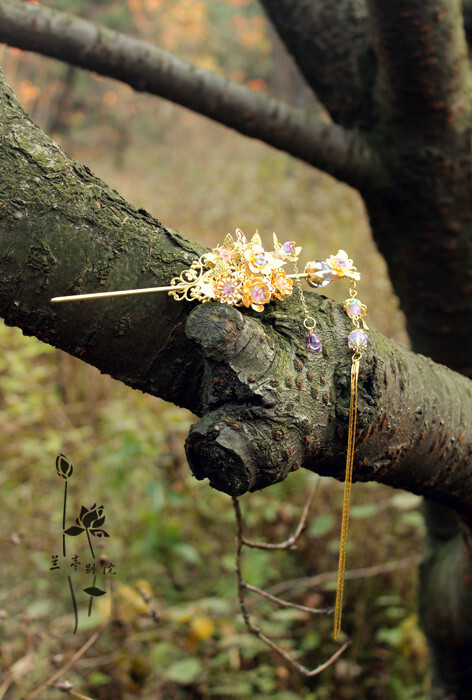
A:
[1,66,471,497]
[0,71,206,413]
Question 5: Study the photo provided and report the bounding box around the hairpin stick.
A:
[51,285,186,303]
[50,272,311,304]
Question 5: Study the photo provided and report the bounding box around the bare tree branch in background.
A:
[0,0,382,191]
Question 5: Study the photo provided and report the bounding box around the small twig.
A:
[241,476,320,550]
[233,482,349,676]
[23,629,103,699]
[56,680,96,699]
[136,580,161,624]
[243,582,332,615]
[239,605,349,677]
[268,555,423,597]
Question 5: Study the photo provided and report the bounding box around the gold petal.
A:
[214,259,230,278]
[251,231,262,246]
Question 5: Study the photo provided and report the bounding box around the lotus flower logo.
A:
[53,455,112,634]
[65,503,110,559]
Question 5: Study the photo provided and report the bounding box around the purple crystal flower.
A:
[252,285,267,302]
[221,281,236,296]
[306,331,322,352]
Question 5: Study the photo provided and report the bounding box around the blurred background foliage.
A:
[0,1,428,698]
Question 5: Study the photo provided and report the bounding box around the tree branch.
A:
[0,67,205,414]
[0,0,382,191]
[233,495,350,675]
[259,0,377,129]
[184,303,472,520]
[337,1,472,378]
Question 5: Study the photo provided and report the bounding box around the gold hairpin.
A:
[51,230,359,307]
[51,228,368,639]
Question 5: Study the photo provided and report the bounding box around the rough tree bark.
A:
[1,0,472,696]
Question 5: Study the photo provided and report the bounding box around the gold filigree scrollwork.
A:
[168,257,214,303]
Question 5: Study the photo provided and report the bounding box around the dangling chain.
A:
[293,259,319,349]
[297,270,369,639]
[332,281,368,639]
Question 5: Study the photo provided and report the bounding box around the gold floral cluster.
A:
[169,229,301,312]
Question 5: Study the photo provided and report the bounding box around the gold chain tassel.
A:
[334,354,360,640]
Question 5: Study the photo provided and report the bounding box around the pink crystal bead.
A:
[346,301,362,317]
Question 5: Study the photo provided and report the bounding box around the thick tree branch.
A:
[262,0,472,133]
[1,67,472,512]
[184,303,472,519]
[0,0,382,191]
[340,0,472,379]
[0,68,205,413]
[259,0,377,129]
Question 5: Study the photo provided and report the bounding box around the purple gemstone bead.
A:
[282,241,295,254]
[348,329,368,351]
[306,331,322,352]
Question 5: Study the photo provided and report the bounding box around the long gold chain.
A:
[332,282,368,639]
[334,353,361,640]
